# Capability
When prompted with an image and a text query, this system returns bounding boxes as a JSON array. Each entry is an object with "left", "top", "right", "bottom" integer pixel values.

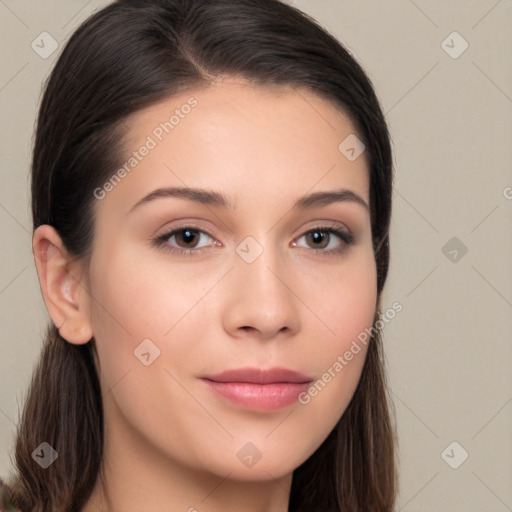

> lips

[
  {"left": 201, "top": 367, "right": 313, "bottom": 384},
  {"left": 200, "top": 367, "right": 314, "bottom": 412}
]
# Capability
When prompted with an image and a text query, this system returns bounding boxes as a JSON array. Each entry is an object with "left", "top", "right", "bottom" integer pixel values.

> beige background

[{"left": 1, "top": 1, "right": 511, "bottom": 510}]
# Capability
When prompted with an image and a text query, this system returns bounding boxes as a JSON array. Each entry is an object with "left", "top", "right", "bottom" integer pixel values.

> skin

[{"left": 33, "top": 78, "right": 377, "bottom": 512}]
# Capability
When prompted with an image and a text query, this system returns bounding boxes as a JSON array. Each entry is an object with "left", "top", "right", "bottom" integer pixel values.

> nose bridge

[
  {"left": 222, "top": 233, "right": 300, "bottom": 337},
  {"left": 239, "top": 236, "right": 281, "bottom": 293}
]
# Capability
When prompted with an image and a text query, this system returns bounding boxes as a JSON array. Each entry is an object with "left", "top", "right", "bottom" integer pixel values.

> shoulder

[{"left": 0, "top": 478, "right": 22, "bottom": 512}]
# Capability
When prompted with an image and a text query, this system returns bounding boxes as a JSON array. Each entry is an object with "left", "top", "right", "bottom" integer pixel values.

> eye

[
  {"left": 292, "top": 226, "right": 354, "bottom": 254},
  {"left": 153, "top": 226, "right": 216, "bottom": 255}
]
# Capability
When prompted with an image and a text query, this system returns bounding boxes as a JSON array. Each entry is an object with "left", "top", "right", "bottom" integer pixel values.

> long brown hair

[{"left": 7, "top": 0, "right": 397, "bottom": 510}]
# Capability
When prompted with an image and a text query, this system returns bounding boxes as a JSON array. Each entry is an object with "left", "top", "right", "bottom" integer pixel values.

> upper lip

[{"left": 201, "top": 367, "right": 313, "bottom": 384}]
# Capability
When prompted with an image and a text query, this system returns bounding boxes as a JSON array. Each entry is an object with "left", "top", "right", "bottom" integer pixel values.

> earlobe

[{"left": 32, "top": 225, "right": 93, "bottom": 345}]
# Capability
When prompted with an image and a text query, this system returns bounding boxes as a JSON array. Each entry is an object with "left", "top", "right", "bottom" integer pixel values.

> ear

[{"left": 32, "top": 225, "right": 93, "bottom": 345}]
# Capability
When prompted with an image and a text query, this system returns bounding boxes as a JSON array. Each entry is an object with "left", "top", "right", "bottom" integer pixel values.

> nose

[{"left": 221, "top": 241, "right": 301, "bottom": 340}]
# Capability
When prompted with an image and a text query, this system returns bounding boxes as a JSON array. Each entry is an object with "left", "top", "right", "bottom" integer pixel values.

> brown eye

[
  {"left": 292, "top": 226, "right": 355, "bottom": 255},
  {"left": 174, "top": 228, "right": 201, "bottom": 248},
  {"left": 304, "top": 229, "right": 330, "bottom": 249},
  {"left": 153, "top": 226, "right": 216, "bottom": 254}
]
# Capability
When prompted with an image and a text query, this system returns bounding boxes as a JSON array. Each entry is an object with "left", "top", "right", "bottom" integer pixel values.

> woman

[{"left": 2, "top": 0, "right": 397, "bottom": 510}]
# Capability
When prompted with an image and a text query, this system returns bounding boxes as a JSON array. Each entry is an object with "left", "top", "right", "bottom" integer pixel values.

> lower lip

[{"left": 202, "top": 379, "right": 311, "bottom": 411}]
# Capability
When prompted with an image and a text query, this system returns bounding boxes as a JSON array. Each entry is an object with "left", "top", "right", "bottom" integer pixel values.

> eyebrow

[{"left": 128, "top": 186, "right": 369, "bottom": 213}]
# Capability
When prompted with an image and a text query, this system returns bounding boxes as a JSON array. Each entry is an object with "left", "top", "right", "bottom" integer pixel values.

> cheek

[
  {"left": 294, "top": 251, "right": 377, "bottom": 437},
  {"left": 309, "top": 248, "right": 378, "bottom": 351},
  {"left": 86, "top": 243, "right": 225, "bottom": 387},
  {"left": 330, "top": 265, "right": 377, "bottom": 347}
]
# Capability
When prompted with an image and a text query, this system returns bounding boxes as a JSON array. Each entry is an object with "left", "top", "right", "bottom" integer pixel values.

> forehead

[
  {"left": 125, "top": 78, "right": 362, "bottom": 146},
  {"left": 99, "top": 79, "right": 370, "bottom": 215}
]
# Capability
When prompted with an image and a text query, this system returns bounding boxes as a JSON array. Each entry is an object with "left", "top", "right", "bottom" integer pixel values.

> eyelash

[{"left": 152, "top": 223, "right": 355, "bottom": 257}]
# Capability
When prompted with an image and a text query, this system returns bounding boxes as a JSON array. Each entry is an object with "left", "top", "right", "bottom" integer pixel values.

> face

[{"left": 84, "top": 79, "right": 377, "bottom": 481}]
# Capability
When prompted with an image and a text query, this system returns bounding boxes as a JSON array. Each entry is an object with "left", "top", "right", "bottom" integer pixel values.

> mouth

[{"left": 200, "top": 367, "right": 314, "bottom": 412}]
